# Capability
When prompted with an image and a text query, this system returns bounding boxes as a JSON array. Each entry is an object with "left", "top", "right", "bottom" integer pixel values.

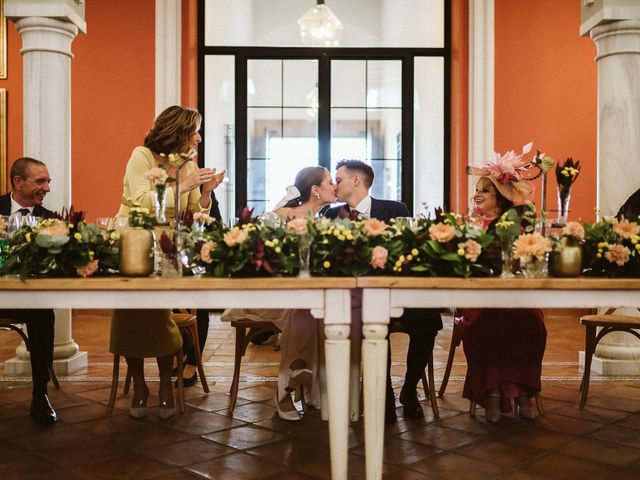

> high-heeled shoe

[
  {"left": 175, "top": 372, "right": 198, "bottom": 388},
  {"left": 484, "top": 392, "right": 501, "bottom": 424},
  {"left": 516, "top": 395, "right": 535, "bottom": 420},
  {"left": 158, "top": 381, "right": 176, "bottom": 420},
  {"left": 288, "top": 368, "right": 313, "bottom": 391},
  {"left": 129, "top": 385, "right": 149, "bottom": 419},
  {"left": 274, "top": 392, "right": 300, "bottom": 421}
]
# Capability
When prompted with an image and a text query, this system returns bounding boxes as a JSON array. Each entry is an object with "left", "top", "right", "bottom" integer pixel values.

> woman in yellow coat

[{"left": 110, "top": 106, "right": 224, "bottom": 419}]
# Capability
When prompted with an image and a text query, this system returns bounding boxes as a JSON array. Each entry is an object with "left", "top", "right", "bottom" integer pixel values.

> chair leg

[
  {"left": 176, "top": 351, "right": 185, "bottom": 413},
  {"left": 438, "top": 320, "right": 462, "bottom": 397},
  {"left": 426, "top": 354, "right": 439, "bottom": 418},
  {"left": 579, "top": 325, "right": 597, "bottom": 409},
  {"left": 107, "top": 355, "right": 120, "bottom": 414},
  {"left": 123, "top": 367, "right": 132, "bottom": 395},
  {"left": 228, "top": 327, "right": 247, "bottom": 415},
  {"left": 189, "top": 323, "right": 209, "bottom": 393}
]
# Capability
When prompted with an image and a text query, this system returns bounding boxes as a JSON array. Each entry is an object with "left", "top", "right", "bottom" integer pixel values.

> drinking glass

[{"left": 96, "top": 217, "right": 112, "bottom": 230}]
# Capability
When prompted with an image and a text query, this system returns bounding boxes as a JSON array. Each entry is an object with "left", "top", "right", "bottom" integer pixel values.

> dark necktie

[
  {"left": 348, "top": 208, "right": 360, "bottom": 221},
  {"left": 18, "top": 208, "right": 31, "bottom": 216}
]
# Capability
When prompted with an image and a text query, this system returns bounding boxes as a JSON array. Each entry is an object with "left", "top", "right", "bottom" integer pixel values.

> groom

[
  {"left": 0, "top": 157, "right": 58, "bottom": 424},
  {"left": 325, "top": 160, "right": 442, "bottom": 421}
]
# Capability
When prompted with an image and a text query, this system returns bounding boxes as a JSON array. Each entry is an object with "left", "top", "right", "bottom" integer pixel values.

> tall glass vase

[
  {"left": 154, "top": 187, "right": 168, "bottom": 225},
  {"left": 500, "top": 247, "right": 514, "bottom": 279},
  {"left": 557, "top": 188, "right": 571, "bottom": 225},
  {"left": 297, "top": 233, "right": 311, "bottom": 278}
]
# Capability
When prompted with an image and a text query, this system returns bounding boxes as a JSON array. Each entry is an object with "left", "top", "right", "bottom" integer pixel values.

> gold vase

[
  {"left": 550, "top": 238, "right": 583, "bottom": 277},
  {"left": 119, "top": 227, "right": 155, "bottom": 276}
]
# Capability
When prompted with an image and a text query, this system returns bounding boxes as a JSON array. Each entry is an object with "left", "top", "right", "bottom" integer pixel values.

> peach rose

[
  {"left": 363, "top": 218, "right": 386, "bottom": 236},
  {"left": 200, "top": 240, "right": 217, "bottom": 263},
  {"left": 76, "top": 259, "right": 99, "bottom": 278},
  {"left": 513, "top": 232, "right": 552, "bottom": 262},
  {"left": 193, "top": 212, "right": 215, "bottom": 225},
  {"left": 36, "top": 219, "right": 69, "bottom": 237},
  {"left": 457, "top": 239, "right": 482, "bottom": 262},
  {"left": 370, "top": 246, "right": 388, "bottom": 269},
  {"left": 613, "top": 219, "right": 640, "bottom": 239},
  {"left": 287, "top": 217, "right": 308, "bottom": 235},
  {"left": 428, "top": 222, "right": 455, "bottom": 243},
  {"left": 604, "top": 244, "right": 631, "bottom": 266},
  {"left": 144, "top": 167, "right": 169, "bottom": 185},
  {"left": 223, "top": 227, "right": 248, "bottom": 247},
  {"left": 562, "top": 221, "right": 585, "bottom": 240}
]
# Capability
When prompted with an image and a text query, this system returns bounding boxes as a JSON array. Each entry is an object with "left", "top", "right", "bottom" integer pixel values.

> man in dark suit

[
  {"left": 0, "top": 157, "right": 58, "bottom": 424},
  {"left": 325, "top": 160, "right": 442, "bottom": 421}
]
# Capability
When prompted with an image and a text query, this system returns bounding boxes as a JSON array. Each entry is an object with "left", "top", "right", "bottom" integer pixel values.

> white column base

[
  {"left": 579, "top": 351, "right": 640, "bottom": 376},
  {"left": 4, "top": 351, "right": 87, "bottom": 377}
]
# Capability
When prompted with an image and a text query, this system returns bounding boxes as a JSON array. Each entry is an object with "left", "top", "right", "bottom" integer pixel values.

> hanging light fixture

[{"left": 297, "top": 0, "right": 344, "bottom": 47}]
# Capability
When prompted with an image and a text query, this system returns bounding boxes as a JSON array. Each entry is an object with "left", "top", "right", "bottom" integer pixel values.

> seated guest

[
  {"left": 461, "top": 165, "right": 547, "bottom": 423},
  {"left": 325, "top": 160, "right": 442, "bottom": 421},
  {"left": 110, "top": 106, "right": 224, "bottom": 419},
  {"left": 0, "top": 157, "right": 58, "bottom": 424},
  {"left": 222, "top": 166, "right": 337, "bottom": 421},
  {"left": 617, "top": 187, "right": 640, "bottom": 220}
]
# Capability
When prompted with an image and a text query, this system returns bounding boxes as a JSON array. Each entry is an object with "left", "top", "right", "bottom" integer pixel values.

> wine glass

[{"left": 96, "top": 217, "right": 113, "bottom": 230}]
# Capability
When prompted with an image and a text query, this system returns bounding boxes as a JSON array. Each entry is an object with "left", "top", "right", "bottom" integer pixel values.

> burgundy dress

[{"left": 459, "top": 308, "right": 546, "bottom": 413}]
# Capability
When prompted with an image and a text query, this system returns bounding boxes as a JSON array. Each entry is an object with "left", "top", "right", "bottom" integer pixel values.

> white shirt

[
  {"left": 353, "top": 195, "right": 372, "bottom": 219},
  {"left": 10, "top": 193, "right": 33, "bottom": 215}
]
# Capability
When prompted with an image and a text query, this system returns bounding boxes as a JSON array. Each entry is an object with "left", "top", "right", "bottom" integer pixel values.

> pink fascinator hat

[{"left": 466, "top": 142, "right": 535, "bottom": 204}]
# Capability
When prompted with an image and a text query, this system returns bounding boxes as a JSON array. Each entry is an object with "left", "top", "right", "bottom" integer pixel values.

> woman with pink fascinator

[{"left": 459, "top": 143, "right": 548, "bottom": 423}]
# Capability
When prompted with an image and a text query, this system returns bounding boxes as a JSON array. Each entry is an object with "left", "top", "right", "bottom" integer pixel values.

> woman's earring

[{"left": 315, "top": 192, "right": 320, "bottom": 199}]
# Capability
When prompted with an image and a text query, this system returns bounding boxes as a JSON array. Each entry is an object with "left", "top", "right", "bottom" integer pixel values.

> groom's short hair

[{"left": 336, "top": 160, "right": 374, "bottom": 189}]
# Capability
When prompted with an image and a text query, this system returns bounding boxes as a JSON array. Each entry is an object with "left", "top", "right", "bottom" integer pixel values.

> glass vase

[
  {"left": 159, "top": 230, "right": 183, "bottom": 278},
  {"left": 557, "top": 188, "right": 571, "bottom": 225},
  {"left": 500, "top": 248, "right": 514, "bottom": 279},
  {"left": 298, "top": 233, "right": 311, "bottom": 278},
  {"left": 520, "top": 254, "right": 549, "bottom": 279},
  {"left": 154, "top": 187, "right": 168, "bottom": 225}
]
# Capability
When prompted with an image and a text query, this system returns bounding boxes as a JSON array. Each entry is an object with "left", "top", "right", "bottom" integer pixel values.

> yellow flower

[
  {"left": 597, "top": 253, "right": 602, "bottom": 258},
  {"left": 323, "top": 260, "right": 331, "bottom": 269},
  {"left": 345, "top": 233, "right": 353, "bottom": 241},
  {"left": 272, "top": 238, "right": 279, "bottom": 245},
  {"left": 322, "top": 239, "right": 329, "bottom": 244},
  {"left": 407, "top": 254, "right": 413, "bottom": 261},
  {"left": 457, "top": 248, "right": 465, "bottom": 256},
  {"left": 411, "top": 248, "right": 419, "bottom": 256},
  {"left": 399, "top": 255, "right": 405, "bottom": 262},
  {"left": 265, "top": 240, "right": 274, "bottom": 248},
  {"left": 110, "top": 232, "right": 118, "bottom": 240},
  {"left": 275, "top": 247, "right": 282, "bottom": 253},
  {"left": 25, "top": 233, "right": 31, "bottom": 243},
  {"left": 337, "top": 224, "right": 346, "bottom": 231},
  {"left": 89, "top": 251, "right": 95, "bottom": 260},
  {"left": 337, "top": 235, "right": 345, "bottom": 241},
  {"left": 74, "top": 232, "right": 82, "bottom": 240}
]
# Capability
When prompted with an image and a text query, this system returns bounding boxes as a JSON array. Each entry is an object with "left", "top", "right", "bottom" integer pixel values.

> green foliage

[{"left": 582, "top": 216, "right": 640, "bottom": 277}]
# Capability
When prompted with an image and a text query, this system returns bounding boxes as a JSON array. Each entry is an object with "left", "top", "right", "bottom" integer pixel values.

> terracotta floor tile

[
  {"left": 9, "top": 423, "right": 97, "bottom": 451},
  {"left": 34, "top": 437, "right": 130, "bottom": 467},
  {"left": 228, "top": 401, "right": 279, "bottom": 423},
  {"left": 516, "top": 452, "right": 622, "bottom": 479},
  {"left": 185, "top": 452, "right": 287, "bottom": 479},
  {"left": 398, "top": 425, "right": 481, "bottom": 450},
  {"left": 145, "top": 437, "right": 235, "bottom": 466},
  {"left": 351, "top": 437, "right": 442, "bottom": 466},
  {"left": 558, "top": 436, "right": 640, "bottom": 467},
  {"left": 455, "top": 439, "right": 545, "bottom": 467},
  {"left": 203, "top": 424, "right": 287, "bottom": 450},
  {"left": 409, "top": 451, "right": 506, "bottom": 479},
  {"left": 72, "top": 453, "right": 179, "bottom": 480},
  {"left": 163, "top": 409, "right": 245, "bottom": 435}
]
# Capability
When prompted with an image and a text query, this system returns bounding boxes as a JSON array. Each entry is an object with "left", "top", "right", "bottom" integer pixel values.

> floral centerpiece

[
  {"left": 1, "top": 210, "right": 119, "bottom": 277},
  {"left": 555, "top": 158, "right": 581, "bottom": 224},
  {"left": 144, "top": 167, "right": 174, "bottom": 224},
  {"left": 582, "top": 216, "right": 640, "bottom": 277},
  {"left": 512, "top": 232, "right": 553, "bottom": 278}
]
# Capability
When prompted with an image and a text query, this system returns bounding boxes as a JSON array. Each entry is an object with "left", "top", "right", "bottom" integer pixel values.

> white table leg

[
  {"left": 350, "top": 289, "right": 363, "bottom": 422},
  {"left": 362, "top": 288, "right": 390, "bottom": 480},
  {"left": 317, "top": 289, "right": 351, "bottom": 480}
]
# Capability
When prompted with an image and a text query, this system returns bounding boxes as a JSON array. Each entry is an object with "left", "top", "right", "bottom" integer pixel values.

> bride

[{"left": 222, "top": 166, "right": 336, "bottom": 420}]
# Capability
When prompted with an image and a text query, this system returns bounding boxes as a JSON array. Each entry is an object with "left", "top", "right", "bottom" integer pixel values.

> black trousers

[
  {"left": 182, "top": 309, "right": 210, "bottom": 366},
  {"left": 386, "top": 308, "right": 442, "bottom": 405},
  {"left": 0, "top": 309, "right": 55, "bottom": 395}
]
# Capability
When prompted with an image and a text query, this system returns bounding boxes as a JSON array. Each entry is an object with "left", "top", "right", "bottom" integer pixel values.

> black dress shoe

[
  {"left": 30, "top": 394, "right": 58, "bottom": 424},
  {"left": 399, "top": 386, "right": 424, "bottom": 419},
  {"left": 175, "top": 372, "right": 198, "bottom": 388}
]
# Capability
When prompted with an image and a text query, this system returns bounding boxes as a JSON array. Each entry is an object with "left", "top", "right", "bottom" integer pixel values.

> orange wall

[
  {"left": 1, "top": 0, "right": 155, "bottom": 220},
  {"left": 494, "top": 0, "right": 597, "bottom": 222}
]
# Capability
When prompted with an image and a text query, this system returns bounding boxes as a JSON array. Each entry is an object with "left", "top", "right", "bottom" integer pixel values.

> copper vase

[
  {"left": 550, "top": 238, "right": 582, "bottom": 277},
  {"left": 119, "top": 227, "right": 155, "bottom": 276}
]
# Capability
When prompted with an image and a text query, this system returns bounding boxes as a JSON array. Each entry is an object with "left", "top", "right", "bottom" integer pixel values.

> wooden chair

[
  {"left": 228, "top": 319, "right": 281, "bottom": 415},
  {"left": 438, "top": 313, "right": 544, "bottom": 417},
  {"left": 579, "top": 308, "right": 640, "bottom": 409},
  {"left": 389, "top": 318, "right": 439, "bottom": 418},
  {"left": 0, "top": 318, "right": 60, "bottom": 389}
]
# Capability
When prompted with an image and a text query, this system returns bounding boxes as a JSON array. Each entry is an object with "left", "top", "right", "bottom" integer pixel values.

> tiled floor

[{"left": 2, "top": 310, "right": 640, "bottom": 479}]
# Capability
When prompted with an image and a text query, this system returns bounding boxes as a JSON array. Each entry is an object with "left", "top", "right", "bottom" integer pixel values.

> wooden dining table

[
  {"left": 356, "top": 276, "right": 640, "bottom": 480},
  {"left": 0, "top": 275, "right": 356, "bottom": 480}
]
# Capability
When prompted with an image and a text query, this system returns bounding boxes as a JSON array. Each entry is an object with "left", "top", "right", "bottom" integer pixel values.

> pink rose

[
  {"left": 613, "top": 219, "right": 640, "bottom": 239},
  {"left": 76, "top": 259, "right": 99, "bottom": 278},
  {"left": 513, "top": 233, "right": 552, "bottom": 261},
  {"left": 562, "top": 221, "right": 585, "bottom": 240},
  {"left": 223, "top": 227, "right": 248, "bottom": 247},
  {"left": 458, "top": 239, "right": 482, "bottom": 262},
  {"left": 370, "top": 246, "right": 388, "bottom": 269},
  {"left": 428, "top": 223, "right": 456, "bottom": 243},
  {"left": 286, "top": 217, "right": 308, "bottom": 234},
  {"left": 604, "top": 244, "right": 631, "bottom": 266},
  {"left": 363, "top": 218, "right": 386, "bottom": 236},
  {"left": 144, "top": 167, "right": 169, "bottom": 185},
  {"left": 200, "top": 240, "right": 217, "bottom": 264},
  {"left": 36, "top": 219, "right": 69, "bottom": 237}
]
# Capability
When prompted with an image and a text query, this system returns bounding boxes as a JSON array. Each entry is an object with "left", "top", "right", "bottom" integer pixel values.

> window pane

[
  {"left": 248, "top": 107, "right": 282, "bottom": 159},
  {"left": 367, "top": 61, "right": 402, "bottom": 108},
  {"left": 205, "top": 0, "right": 444, "bottom": 48},
  {"left": 371, "top": 159, "right": 401, "bottom": 201},
  {"left": 248, "top": 60, "right": 282, "bottom": 107},
  {"left": 283, "top": 60, "right": 318, "bottom": 107},
  {"left": 332, "top": 60, "right": 365, "bottom": 108},
  {"left": 331, "top": 108, "right": 367, "bottom": 169},
  {"left": 367, "top": 109, "right": 401, "bottom": 160},
  {"left": 204, "top": 55, "right": 235, "bottom": 223},
  {"left": 414, "top": 56, "right": 444, "bottom": 214}
]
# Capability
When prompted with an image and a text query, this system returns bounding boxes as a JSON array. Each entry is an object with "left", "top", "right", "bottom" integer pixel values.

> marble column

[
  {"left": 4, "top": 3, "right": 87, "bottom": 375},
  {"left": 580, "top": 11, "right": 640, "bottom": 375}
]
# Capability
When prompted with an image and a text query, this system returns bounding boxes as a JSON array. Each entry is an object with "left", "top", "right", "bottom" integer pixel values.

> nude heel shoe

[
  {"left": 516, "top": 395, "right": 535, "bottom": 420},
  {"left": 129, "top": 385, "right": 149, "bottom": 419},
  {"left": 274, "top": 392, "right": 301, "bottom": 421},
  {"left": 484, "top": 392, "right": 501, "bottom": 424}
]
